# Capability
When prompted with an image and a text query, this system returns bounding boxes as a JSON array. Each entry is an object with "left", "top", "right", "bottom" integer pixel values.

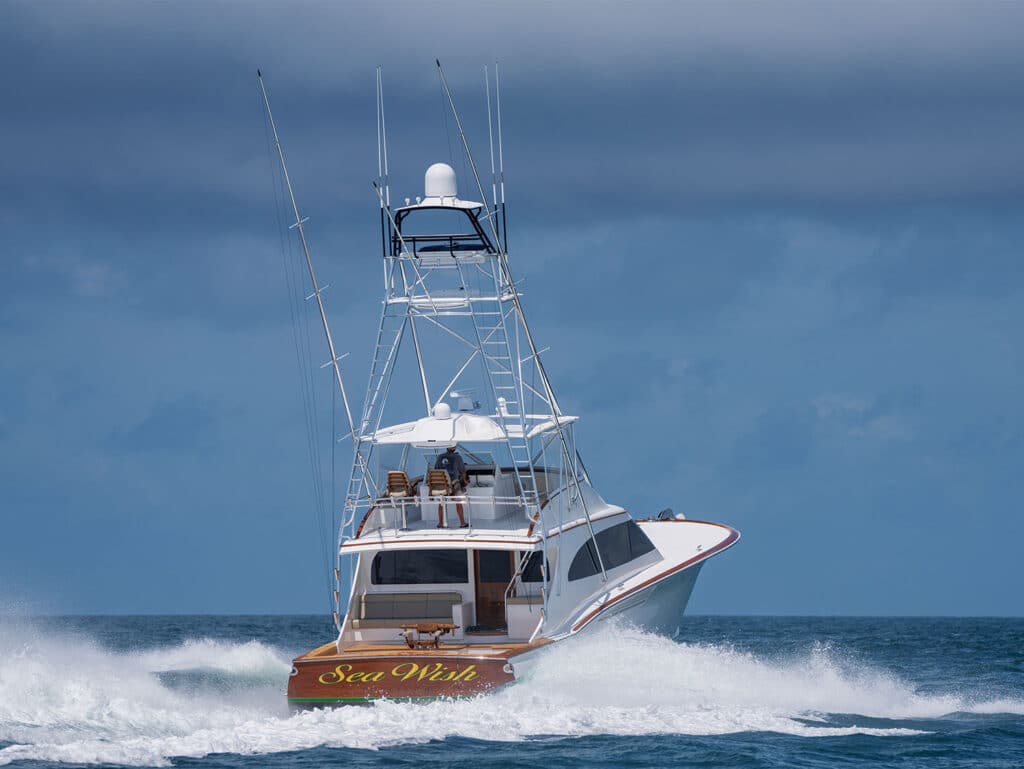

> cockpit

[
  {"left": 367, "top": 447, "right": 535, "bottom": 533},
  {"left": 352, "top": 399, "right": 579, "bottom": 537}
]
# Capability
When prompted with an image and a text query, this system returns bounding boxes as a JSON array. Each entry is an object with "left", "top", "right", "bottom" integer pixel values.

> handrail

[
  {"left": 352, "top": 495, "right": 534, "bottom": 537},
  {"left": 503, "top": 548, "right": 536, "bottom": 603},
  {"left": 353, "top": 505, "right": 378, "bottom": 539},
  {"left": 392, "top": 232, "right": 488, "bottom": 256}
]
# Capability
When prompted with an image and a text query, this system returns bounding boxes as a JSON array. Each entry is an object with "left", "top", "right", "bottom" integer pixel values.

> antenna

[
  {"left": 495, "top": 61, "right": 507, "bottom": 250},
  {"left": 485, "top": 65, "right": 498, "bottom": 212},
  {"left": 376, "top": 67, "right": 383, "bottom": 188},
  {"left": 380, "top": 69, "right": 391, "bottom": 208},
  {"left": 376, "top": 67, "right": 387, "bottom": 264},
  {"left": 376, "top": 67, "right": 394, "bottom": 263}
]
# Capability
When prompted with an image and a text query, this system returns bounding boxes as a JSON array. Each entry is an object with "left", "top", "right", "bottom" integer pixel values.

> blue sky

[{"left": 1, "top": 2, "right": 1022, "bottom": 615}]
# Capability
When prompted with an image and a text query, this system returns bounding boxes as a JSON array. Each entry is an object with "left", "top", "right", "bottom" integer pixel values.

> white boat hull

[
  {"left": 582, "top": 561, "right": 704, "bottom": 637},
  {"left": 504, "top": 560, "right": 707, "bottom": 683}
]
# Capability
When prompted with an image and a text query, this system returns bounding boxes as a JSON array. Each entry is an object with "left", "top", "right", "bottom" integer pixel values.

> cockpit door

[{"left": 473, "top": 550, "right": 513, "bottom": 631}]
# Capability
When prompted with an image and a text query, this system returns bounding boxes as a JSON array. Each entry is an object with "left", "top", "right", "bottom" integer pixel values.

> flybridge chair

[
  {"left": 428, "top": 469, "right": 468, "bottom": 528},
  {"left": 384, "top": 470, "right": 415, "bottom": 530},
  {"left": 386, "top": 470, "right": 413, "bottom": 497},
  {"left": 427, "top": 469, "right": 452, "bottom": 497}
]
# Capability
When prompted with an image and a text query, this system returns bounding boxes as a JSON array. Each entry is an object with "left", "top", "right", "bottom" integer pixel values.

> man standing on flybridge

[{"left": 435, "top": 445, "right": 469, "bottom": 528}]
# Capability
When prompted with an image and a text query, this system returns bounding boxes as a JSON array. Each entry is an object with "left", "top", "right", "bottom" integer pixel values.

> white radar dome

[
  {"left": 425, "top": 163, "right": 457, "bottom": 198},
  {"left": 432, "top": 402, "right": 453, "bottom": 419}
]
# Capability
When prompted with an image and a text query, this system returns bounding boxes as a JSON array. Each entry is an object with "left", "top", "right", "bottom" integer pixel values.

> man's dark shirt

[{"left": 435, "top": 450, "right": 466, "bottom": 487}]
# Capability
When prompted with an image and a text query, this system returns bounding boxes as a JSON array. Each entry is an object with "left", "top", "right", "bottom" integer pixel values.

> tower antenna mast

[
  {"left": 376, "top": 67, "right": 394, "bottom": 264},
  {"left": 485, "top": 65, "right": 499, "bottom": 221},
  {"left": 495, "top": 61, "right": 508, "bottom": 250}
]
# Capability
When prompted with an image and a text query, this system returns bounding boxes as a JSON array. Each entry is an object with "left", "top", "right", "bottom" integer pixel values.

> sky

[{"left": 1, "top": 1, "right": 1022, "bottom": 616}]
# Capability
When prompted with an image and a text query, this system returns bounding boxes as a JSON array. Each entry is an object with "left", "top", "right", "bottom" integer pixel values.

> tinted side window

[
  {"left": 371, "top": 550, "right": 468, "bottom": 584},
  {"left": 626, "top": 520, "right": 656, "bottom": 558},
  {"left": 568, "top": 539, "right": 599, "bottom": 581},
  {"left": 568, "top": 521, "right": 658, "bottom": 581},
  {"left": 600, "top": 521, "right": 632, "bottom": 568},
  {"left": 521, "top": 551, "right": 550, "bottom": 583}
]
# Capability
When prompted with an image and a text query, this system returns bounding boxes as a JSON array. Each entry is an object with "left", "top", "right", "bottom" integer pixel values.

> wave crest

[{"left": 0, "top": 620, "right": 1019, "bottom": 767}]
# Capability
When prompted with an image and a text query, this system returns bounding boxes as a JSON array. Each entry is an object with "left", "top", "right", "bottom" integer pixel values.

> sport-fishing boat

[{"left": 258, "top": 65, "right": 739, "bottom": 707}]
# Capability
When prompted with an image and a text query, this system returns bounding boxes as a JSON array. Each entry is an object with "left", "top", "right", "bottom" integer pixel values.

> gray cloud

[
  {"left": 832, "top": 210, "right": 1024, "bottom": 314},
  {"left": 4, "top": 0, "right": 1023, "bottom": 337},
  {"left": 106, "top": 393, "right": 221, "bottom": 453},
  {"left": 4, "top": 1, "right": 1024, "bottom": 224},
  {"left": 3, "top": 1, "right": 1024, "bottom": 613}
]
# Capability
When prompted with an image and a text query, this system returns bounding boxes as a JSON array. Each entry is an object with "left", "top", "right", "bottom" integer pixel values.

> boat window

[
  {"left": 568, "top": 520, "right": 656, "bottom": 581},
  {"left": 520, "top": 551, "right": 550, "bottom": 583},
  {"left": 371, "top": 549, "right": 469, "bottom": 585},
  {"left": 394, "top": 208, "right": 492, "bottom": 254},
  {"left": 477, "top": 550, "right": 513, "bottom": 582},
  {"left": 626, "top": 520, "right": 657, "bottom": 559}
]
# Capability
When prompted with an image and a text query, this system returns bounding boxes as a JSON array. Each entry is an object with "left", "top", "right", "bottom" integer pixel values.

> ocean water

[{"left": 0, "top": 616, "right": 1021, "bottom": 768}]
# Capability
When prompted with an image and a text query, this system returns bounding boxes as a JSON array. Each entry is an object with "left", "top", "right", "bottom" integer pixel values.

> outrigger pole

[
  {"left": 258, "top": 71, "right": 358, "bottom": 443},
  {"left": 435, "top": 60, "right": 608, "bottom": 582},
  {"left": 260, "top": 70, "right": 383, "bottom": 631}
]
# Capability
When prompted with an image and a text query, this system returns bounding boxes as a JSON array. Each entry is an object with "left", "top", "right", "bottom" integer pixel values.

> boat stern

[{"left": 287, "top": 643, "right": 517, "bottom": 706}]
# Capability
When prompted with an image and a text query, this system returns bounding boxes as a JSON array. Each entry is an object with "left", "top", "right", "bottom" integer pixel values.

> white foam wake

[{"left": 0, "top": 621, "right": 1020, "bottom": 767}]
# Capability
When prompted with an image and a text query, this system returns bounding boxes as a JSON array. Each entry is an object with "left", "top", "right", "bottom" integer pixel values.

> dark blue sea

[{"left": 1, "top": 616, "right": 1021, "bottom": 768}]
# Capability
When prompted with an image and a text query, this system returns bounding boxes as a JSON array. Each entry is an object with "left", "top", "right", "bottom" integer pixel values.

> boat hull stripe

[{"left": 571, "top": 523, "right": 740, "bottom": 632}]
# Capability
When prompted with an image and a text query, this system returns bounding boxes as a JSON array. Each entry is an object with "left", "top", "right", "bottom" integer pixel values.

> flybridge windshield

[
  {"left": 376, "top": 447, "right": 496, "bottom": 481},
  {"left": 393, "top": 206, "right": 494, "bottom": 255}
]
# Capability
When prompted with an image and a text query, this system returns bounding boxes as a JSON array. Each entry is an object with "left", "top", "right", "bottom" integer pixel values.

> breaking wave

[{"left": 0, "top": 620, "right": 1020, "bottom": 767}]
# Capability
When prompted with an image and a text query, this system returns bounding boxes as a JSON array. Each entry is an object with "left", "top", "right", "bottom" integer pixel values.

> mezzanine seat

[{"left": 350, "top": 591, "right": 463, "bottom": 629}]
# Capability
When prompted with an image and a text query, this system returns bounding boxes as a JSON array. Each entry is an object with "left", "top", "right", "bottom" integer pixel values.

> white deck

[
  {"left": 343, "top": 508, "right": 538, "bottom": 554},
  {"left": 344, "top": 478, "right": 628, "bottom": 554}
]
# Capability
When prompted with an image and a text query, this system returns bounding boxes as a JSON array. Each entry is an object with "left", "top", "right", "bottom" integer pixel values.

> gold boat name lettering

[{"left": 318, "top": 662, "right": 479, "bottom": 685}]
